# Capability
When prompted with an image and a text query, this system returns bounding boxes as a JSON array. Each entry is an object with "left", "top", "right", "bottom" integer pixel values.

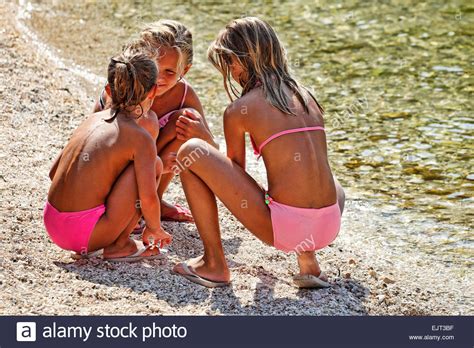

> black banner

[{"left": 1, "top": 316, "right": 472, "bottom": 347}]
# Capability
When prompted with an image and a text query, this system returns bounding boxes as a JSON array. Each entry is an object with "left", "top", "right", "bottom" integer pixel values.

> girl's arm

[
  {"left": 49, "top": 150, "right": 63, "bottom": 180},
  {"left": 133, "top": 130, "right": 161, "bottom": 231},
  {"left": 182, "top": 86, "right": 219, "bottom": 149},
  {"left": 224, "top": 106, "right": 246, "bottom": 170}
]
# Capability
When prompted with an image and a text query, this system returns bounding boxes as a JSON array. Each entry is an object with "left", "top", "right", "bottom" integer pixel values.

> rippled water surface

[{"left": 19, "top": 0, "right": 473, "bottom": 267}]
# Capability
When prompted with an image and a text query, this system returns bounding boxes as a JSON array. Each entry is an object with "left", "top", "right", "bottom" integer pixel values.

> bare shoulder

[
  {"left": 71, "top": 111, "right": 105, "bottom": 134},
  {"left": 183, "top": 81, "right": 198, "bottom": 98},
  {"left": 118, "top": 117, "right": 155, "bottom": 149},
  {"left": 224, "top": 98, "right": 246, "bottom": 122},
  {"left": 224, "top": 89, "right": 263, "bottom": 127},
  {"left": 182, "top": 82, "right": 203, "bottom": 110},
  {"left": 139, "top": 109, "right": 159, "bottom": 134},
  {"left": 224, "top": 88, "right": 259, "bottom": 115},
  {"left": 147, "top": 109, "right": 159, "bottom": 121},
  {"left": 234, "top": 88, "right": 265, "bottom": 112}
]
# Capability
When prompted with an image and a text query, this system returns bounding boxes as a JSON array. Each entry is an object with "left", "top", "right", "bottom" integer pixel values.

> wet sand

[{"left": 0, "top": 2, "right": 472, "bottom": 315}]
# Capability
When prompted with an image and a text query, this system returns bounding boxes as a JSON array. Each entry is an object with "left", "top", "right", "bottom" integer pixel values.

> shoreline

[{"left": 1, "top": 2, "right": 472, "bottom": 315}]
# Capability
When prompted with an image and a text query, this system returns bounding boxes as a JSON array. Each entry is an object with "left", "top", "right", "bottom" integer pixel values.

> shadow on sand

[{"left": 55, "top": 223, "right": 369, "bottom": 315}]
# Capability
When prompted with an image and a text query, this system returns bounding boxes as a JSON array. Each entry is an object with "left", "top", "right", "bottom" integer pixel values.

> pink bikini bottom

[
  {"left": 43, "top": 201, "right": 105, "bottom": 254},
  {"left": 265, "top": 193, "right": 341, "bottom": 253}
]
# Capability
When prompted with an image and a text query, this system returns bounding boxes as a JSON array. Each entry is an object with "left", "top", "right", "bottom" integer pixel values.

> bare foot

[
  {"left": 161, "top": 200, "right": 194, "bottom": 223},
  {"left": 173, "top": 255, "right": 230, "bottom": 283},
  {"left": 297, "top": 251, "right": 326, "bottom": 280},
  {"left": 103, "top": 239, "right": 159, "bottom": 259}
]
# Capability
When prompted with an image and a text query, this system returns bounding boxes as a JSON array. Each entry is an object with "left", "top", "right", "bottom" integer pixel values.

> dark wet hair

[{"left": 107, "top": 48, "right": 158, "bottom": 117}]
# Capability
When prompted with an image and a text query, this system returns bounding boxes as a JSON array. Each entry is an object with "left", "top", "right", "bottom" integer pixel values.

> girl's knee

[
  {"left": 177, "top": 138, "right": 208, "bottom": 161},
  {"left": 168, "top": 109, "right": 184, "bottom": 123}
]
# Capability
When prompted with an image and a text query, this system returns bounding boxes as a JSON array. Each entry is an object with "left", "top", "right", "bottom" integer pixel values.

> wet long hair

[
  {"left": 207, "top": 17, "right": 323, "bottom": 115},
  {"left": 107, "top": 46, "right": 158, "bottom": 118}
]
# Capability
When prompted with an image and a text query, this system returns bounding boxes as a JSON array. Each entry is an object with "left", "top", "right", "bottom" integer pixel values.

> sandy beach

[{"left": 1, "top": 2, "right": 472, "bottom": 316}]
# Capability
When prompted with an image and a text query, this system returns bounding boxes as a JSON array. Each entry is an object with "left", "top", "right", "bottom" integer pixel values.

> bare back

[
  {"left": 48, "top": 110, "right": 152, "bottom": 212},
  {"left": 237, "top": 87, "right": 336, "bottom": 208}
]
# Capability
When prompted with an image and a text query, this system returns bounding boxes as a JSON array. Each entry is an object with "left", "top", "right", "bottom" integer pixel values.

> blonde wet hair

[
  {"left": 140, "top": 19, "right": 193, "bottom": 70},
  {"left": 208, "top": 16, "right": 323, "bottom": 115}
]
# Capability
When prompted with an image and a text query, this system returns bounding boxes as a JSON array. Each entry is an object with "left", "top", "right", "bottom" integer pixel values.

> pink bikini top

[
  {"left": 158, "top": 80, "right": 189, "bottom": 127},
  {"left": 250, "top": 126, "right": 325, "bottom": 159}
]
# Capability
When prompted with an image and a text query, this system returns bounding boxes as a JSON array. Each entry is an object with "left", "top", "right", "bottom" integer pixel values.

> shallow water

[{"left": 17, "top": 0, "right": 473, "bottom": 267}]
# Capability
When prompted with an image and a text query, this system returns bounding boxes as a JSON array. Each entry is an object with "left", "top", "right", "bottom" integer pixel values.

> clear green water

[{"left": 21, "top": 0, "right": 473, "bottom": 266}]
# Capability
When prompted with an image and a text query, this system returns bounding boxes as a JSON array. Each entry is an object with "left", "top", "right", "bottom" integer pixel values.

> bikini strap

[
  {"left": 179, "top": 79, "right": 188, "bottom": 109},
  {"left": 257, "top": 126, "right": 325, "bottom": 155}
]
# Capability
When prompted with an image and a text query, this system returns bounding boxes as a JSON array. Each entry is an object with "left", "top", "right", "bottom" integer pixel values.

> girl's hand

[
  {"left": 142, "top": 226, "right": 172, "bottom": 249},
  {"left": 175, "top": 109, "right": 212, "bottom": 142},
  {"left": 161, "top": 152, "right": 177, "bottom": 174}
]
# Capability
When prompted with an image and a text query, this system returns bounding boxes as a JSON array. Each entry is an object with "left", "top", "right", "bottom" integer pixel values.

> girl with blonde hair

[
  {"left": 94, "top": 19, "right": 218, "bottom": 224},
  {"left": 173, "top": 17, "right": 345, "bottom": 288}
]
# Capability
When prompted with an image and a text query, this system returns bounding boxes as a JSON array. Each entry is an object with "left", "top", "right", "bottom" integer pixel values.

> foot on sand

[
  {"left": 161, "top": 201, "right": 194, "bottom": 223},
  {"left": 293, "top": 271, "right": 330, "bottom": 289},
  {"left": 172, "top": 256, "right": 230, "bottom": 288},
  {"left": 103, "top": 239, "right": 164, "bottom": 262}
]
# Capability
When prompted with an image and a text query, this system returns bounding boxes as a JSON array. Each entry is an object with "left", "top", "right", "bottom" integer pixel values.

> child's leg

[
  {"left": 101, "top": 211, "right": 143, "bottom": 259},
  {"left": 157, "top": 139, "right": 194, "bottom": 222},
  {"left": 172, "top": 139, "right": 273, "bottom": 282},
  {"left": 156, "top": 110, "right": 184, "bottom": 154},
  {"left": 156, "top": 121, "right": 178, "bottom": 155},
  {"left": 157, "top": 138, "right": 184, "bottom": 199},
  {"left": 156, "top": 112, "right": 193, "bottom": 221},
  {"left": 175, "top": 164, "right": 229, "bottom": 282},
  {"left": 87, "top": 157, "right": 163, "bottom": 257},
  {"left": 296, "top": 178, "right": 345, "bottom": 278},
  {"left": 296, "top": 251, "right": 326, "bottom": 279}
]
